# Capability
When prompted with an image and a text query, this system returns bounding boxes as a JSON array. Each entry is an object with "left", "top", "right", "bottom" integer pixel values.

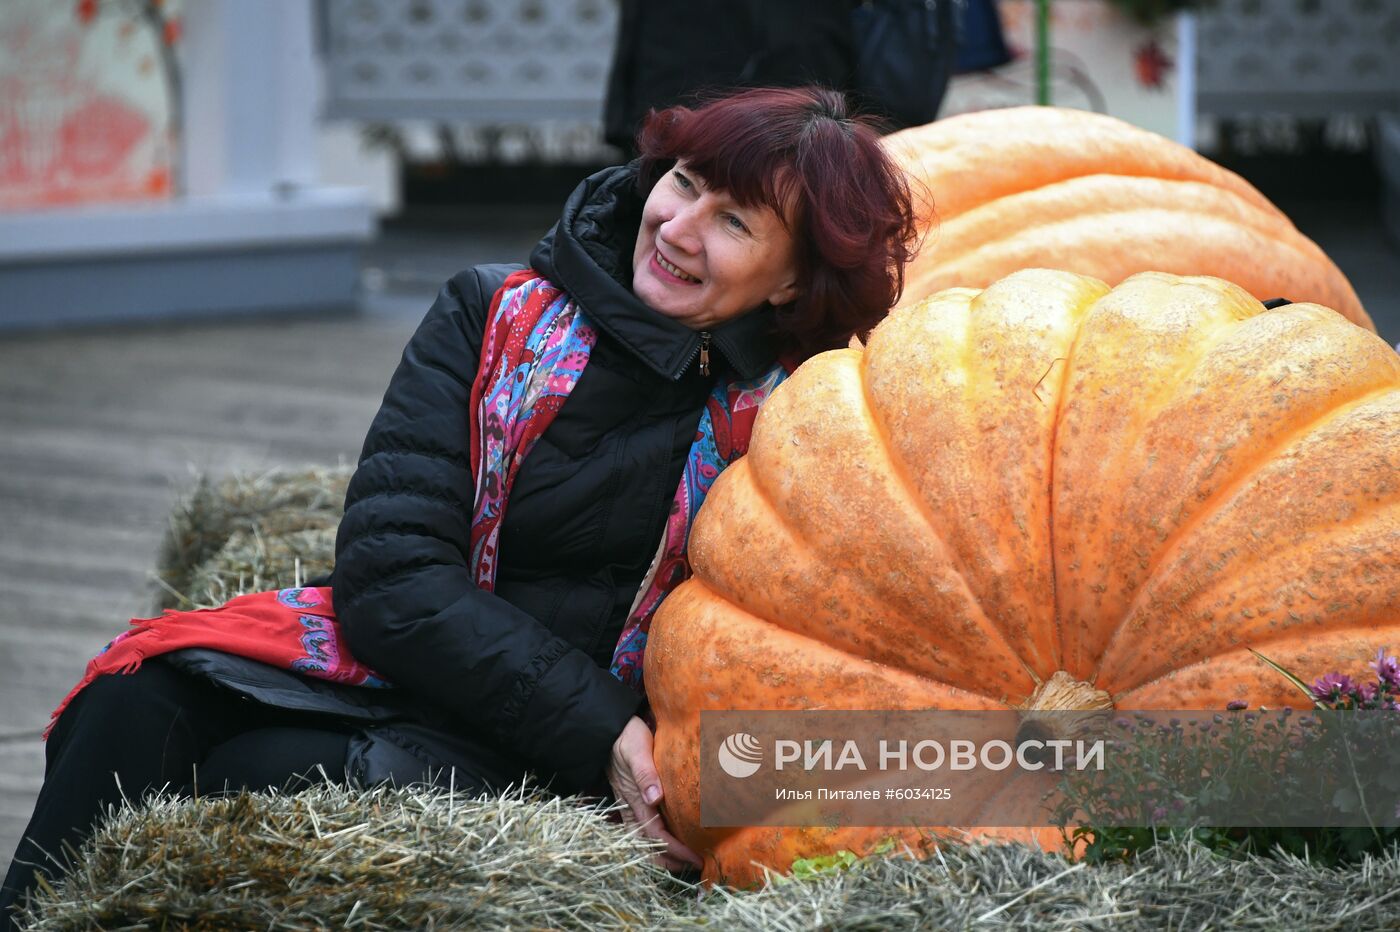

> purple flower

[
  {"left": 1371, "top": 649, "right": 1400, "bottom": 690},
  {"left": 1150, "top": 806, "right": 1168, "bottom": 821},
  {"left": 1311, "top": 672, "right": 1356, "bottom": 702},
  {"left": 1226, "top": 700, "right": 1248, "bottom": 711},
  {"left": 1356, "top": 682, "right": 1379, "bottom": 706}
]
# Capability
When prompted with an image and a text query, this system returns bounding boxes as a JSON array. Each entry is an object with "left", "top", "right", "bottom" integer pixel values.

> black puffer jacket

[{"left": 170, "top": 163, "right": 782, "bottom": 797}]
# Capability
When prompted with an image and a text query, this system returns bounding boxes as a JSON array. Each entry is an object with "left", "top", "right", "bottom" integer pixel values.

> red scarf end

[{"left": 43, "top": 621, "right": 158, "bottom": 741}]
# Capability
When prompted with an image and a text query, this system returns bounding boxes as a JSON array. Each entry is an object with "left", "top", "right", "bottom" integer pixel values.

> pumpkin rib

[
  {"left": 1107, "top": 505, "right": 1399, "bottom": 696},
  {"left": 667, "top": 578, "right": 1012, "bottom": 707},
  {"left": 913, "top": 212, "right": 1370, "bottom": 331},
  {"left": 890, "top": 136, "right": 1279, "bottom": 224},
  {"left": 853, "top": 338, "right": 1033, "bottom": 681},
  {"left": 1121, "top": 290, "right": 1244, "bottom": 418},
  {"left": 729, "top": 353, "right": 1036, "bottom": 693},
  {"left": 886, "top": 107, "right": 1279, "bottom": 208},
  {"left": 1049, "top": 280, "right": 1247, "bottom": 647},
  {"left": 1051, "top": 276, "right": 1268, "bottom": 673},
  {"left": 695, "top": 457, "right": 818, "bottom": 630},
  {"left": 1091, "top": 381, "right": 1400, "bottom": 686},
  {"left": 1097, "top": 416, "right": 1399, "bottom": 695},
  {"left": 696, "top": 459, "right": 1003, "bottom": 689},
  {"left": 922, "top": 200, "right": 1304, "bottom": 280},
  {"left": 905, "top": 165, "right": 1274, "bottom": 228},
  {"left": 866, "top": 280, "right": 1097, "bottom": 684},
  {"left": 937, "top": 210, "right": 1343, "bottom": 295},
  {"left": 1114, "top": 618, "right": 1400, "bottom": 708},
  {"left": 925, "top": 177, "right": 1297, "bottom": 260},
  {"left": 1044, "top": 277, "right": 1103, "bottom": 680}
]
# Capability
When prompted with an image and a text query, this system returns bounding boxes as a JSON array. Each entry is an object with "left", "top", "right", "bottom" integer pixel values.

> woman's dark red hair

[{"left": 636, "top": 86, "right": 919, "bottom": 359}]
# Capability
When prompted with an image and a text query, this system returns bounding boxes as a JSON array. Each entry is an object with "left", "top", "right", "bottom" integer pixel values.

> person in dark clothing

[
  {"left": 1, "top": 86, "right": 918, "bottom": 928},
  {"left": 603, "top": 0, "right": 857, "bottom": 156}
]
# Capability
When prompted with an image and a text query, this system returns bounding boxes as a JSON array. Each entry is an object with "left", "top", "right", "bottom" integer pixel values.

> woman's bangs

[{"left": 664, "top": 112, "right": 799, "bottom": 228}]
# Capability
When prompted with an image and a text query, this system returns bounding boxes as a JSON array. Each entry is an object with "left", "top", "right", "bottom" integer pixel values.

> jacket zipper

[{"left": 679, "top": 330, "right": 713, "bottom": 378}]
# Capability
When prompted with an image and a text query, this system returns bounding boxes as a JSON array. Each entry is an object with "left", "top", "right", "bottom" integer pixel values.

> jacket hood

[{"left": 529, "top": 163, "right": 780, "bottom": 381}]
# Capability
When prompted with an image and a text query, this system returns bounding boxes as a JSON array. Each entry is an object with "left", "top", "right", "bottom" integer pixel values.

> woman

[{"left": 1, "top": 85, "right": 917, "bottom": 923}]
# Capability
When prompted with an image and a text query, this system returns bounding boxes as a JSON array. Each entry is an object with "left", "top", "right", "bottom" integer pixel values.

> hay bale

[
  {"left": 182, "top": 527, "right": 340, "bottom": 608},
  {"left": 154, "top": 467, "right": 350, "bottom": 610},
  {"left": 17, "top": 787, "right": 1400, "bottom": 931},
  {"left": 14, "top": 785, "right": 685, "bottom": 931},
  {"left": 687, "top": 837, "right": 1400, "bottom": 930}
]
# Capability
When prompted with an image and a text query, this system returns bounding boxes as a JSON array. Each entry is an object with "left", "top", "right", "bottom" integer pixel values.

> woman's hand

[{"left": 606, "top": 715, "right": 703, "bottom": 873}]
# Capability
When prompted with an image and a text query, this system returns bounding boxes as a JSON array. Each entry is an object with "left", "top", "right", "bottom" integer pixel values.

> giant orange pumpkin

[
  {"left": 645, "top": 269, "right": 1400, "bottom": 887},
  {"left": 883, "top": 108, "right": 1373, "bottom": 332}
]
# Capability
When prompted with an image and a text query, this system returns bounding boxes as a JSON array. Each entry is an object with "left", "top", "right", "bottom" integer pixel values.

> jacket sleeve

[{"left": 331, "top": 268, "right": 643, "bottom": 794}]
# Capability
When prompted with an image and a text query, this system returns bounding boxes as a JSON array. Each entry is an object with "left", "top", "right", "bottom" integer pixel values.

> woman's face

[{"left": 631, "top": 162, "right": 800, "bottom": 331}]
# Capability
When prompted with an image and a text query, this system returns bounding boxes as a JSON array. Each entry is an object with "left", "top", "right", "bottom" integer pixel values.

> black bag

[
  {"left": 954, "top": 0, "right": 1012, "bottom": 74},
  {"left": 851, "top": 0, "right": 958, "bottom": 130}
]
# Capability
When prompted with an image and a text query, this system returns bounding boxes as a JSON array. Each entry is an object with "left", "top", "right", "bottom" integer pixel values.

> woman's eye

[
  {"left": 724, "top": 214, "right": 750, "bottom": 234},
  {"left": 673, "top": 171, "right": 692, "bottom": 189}
]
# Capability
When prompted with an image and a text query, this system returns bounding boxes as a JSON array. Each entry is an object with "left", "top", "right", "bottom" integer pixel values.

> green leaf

[
  {"left": 789, "top": 849, "right": 858, "bottom": 880},
  {"left": 1249, "top": 648, "right": 1319, "bottom": 705}
]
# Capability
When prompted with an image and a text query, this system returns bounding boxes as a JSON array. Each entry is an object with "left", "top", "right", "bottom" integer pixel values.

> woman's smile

[{"left": 649, "top": 249, "right": 701, "bottom": 285}]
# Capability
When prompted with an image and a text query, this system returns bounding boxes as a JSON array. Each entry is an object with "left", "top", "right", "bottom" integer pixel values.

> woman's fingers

[
  {"left": 615, "top": 783, "right": 703, "bottom": 869},
  {"left": 659, "top": 852, "right": 695, "bottom": 873},
  {"left": 633, "top": 807, "right": 703, "bottom": 868},
  {"left": 607, "top": 715, "right": 703, "bottom": 871},
  {"left": 619, "top": 716, "right": 664, "bottom": 805},
  {"left": 653, "top": 824, "right": 704, "bottom": 868}
]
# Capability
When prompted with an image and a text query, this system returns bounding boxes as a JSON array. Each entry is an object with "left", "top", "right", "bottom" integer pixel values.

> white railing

[
  {"left": 318, "top": 0, "right": 619, "bottom": 122},
  {"left": 1195, "top": 0, "right": 1400, "bottom": 119}
]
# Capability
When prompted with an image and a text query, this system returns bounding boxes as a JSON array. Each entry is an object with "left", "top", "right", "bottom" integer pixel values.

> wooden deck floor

[{"left": 1, "top": 197, "right": 1396, "bottom": 871}]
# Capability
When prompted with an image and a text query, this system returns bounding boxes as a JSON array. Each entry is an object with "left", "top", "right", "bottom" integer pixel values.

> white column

[{"left": 183, "top": 0, "right": 320, "bottom": 199}]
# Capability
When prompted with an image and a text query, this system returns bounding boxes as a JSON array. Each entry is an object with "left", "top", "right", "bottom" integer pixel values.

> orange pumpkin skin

[
  {"left": 883, "top": 108, "right": 1372, "bottom": 332},
  {"left": 644, "top": 269, "right": 1400, "bottom": 888}
]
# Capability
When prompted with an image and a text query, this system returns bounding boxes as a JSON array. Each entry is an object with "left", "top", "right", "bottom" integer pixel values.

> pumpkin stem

[
  {"left": 1019, "top": 671, "right": 1113, "bottom": 713},
  {"left": 1014, "top": 671, "right": 1113, "bottom": 756}
]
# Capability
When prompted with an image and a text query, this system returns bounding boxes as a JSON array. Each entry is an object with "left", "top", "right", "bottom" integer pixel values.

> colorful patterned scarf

[
  {"left": 46, "top": 271, "right": 787, "bottom": 735},
  {"left": 470, "top": 272, "right": 598, "bottom": 588},
  {"left": 609, "top": 366, "right": 784, "bottom": 689}
]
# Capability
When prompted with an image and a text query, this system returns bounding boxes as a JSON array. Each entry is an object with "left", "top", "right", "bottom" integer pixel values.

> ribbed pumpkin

[
  {"left": 645, "top": 269, "right": 1400, "bottom": 887},
  {"left": 884, "top": 108, "right": 1373, "bottom": 332}
]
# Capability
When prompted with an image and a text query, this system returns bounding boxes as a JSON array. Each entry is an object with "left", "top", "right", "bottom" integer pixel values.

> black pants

[{"left": 0, "top": 660, "right": 354, "bottom": 930}]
